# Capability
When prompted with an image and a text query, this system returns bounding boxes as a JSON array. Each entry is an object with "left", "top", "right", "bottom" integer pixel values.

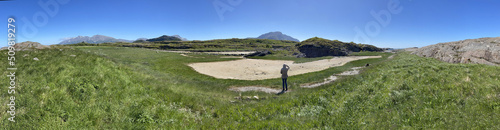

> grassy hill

[
  {"left": 296, "top": 37, "right": 383, "bottom": 57},
  {"left": 1, "top": 47, "right": 498, "bottom": 129}
]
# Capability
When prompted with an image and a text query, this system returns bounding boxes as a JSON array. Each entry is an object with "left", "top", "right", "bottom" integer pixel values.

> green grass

[{"left": 1, "top": 47, "right": 499, "bottom": 129}]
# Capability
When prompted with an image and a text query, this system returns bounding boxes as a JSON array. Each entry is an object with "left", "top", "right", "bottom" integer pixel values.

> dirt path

[
  {"left": 229, "top": 66, "right": 366, "bottom": 93},
  {"left": 189, "top": 56, "right": 381, "bottom": 80}
]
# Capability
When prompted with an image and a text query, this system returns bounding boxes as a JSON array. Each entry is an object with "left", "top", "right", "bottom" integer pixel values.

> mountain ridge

[{"left": 59, "top": 35, "right": 132, "bottom": 45}]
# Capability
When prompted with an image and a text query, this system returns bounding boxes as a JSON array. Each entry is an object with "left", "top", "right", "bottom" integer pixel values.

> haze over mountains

[
  {"left": 59, "top": 35, "right": 189, "bottom": 45},
  {"left": 58, "top": 35, "right": 133, "bottom": 45},
  {"left": 58, "top": 32, "right": 300, "bottom": 45}
]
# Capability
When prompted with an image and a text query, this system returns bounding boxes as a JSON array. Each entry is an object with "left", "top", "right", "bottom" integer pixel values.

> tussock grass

[{"left": 1, "top": 47, "right": 498, "bottom": 129}]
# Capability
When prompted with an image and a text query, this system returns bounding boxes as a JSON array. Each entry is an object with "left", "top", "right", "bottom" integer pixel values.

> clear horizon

[{"left": 2, "top": 0, "right": 499, "bottom": 48}]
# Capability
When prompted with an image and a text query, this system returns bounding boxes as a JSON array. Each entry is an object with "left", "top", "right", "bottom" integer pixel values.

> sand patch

[
  {"left": 188, "top": 56, "right": 381, "bottom": 80},
  {"left": 230, "top": 66, "right": 367, "bottom": 93},
  {"left": 388, "top": 55, "right": 395, "bottom": 59},
  {"left": 228, "top": 86, "right": 282, "bottom": 94},
  {"left": 301, "top": 75, "right": 338, "bottom": 88},
  {"left": 337, "top": 67, "right": 363, "bottom": 76},
  {"left": 301, "top": 67, "right": 364, "bottom": 88},
  {"left": 180, "top": 54, "right": 198, "bottom": 58}
]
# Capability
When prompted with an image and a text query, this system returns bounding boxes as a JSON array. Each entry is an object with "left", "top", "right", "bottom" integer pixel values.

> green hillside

[{"left": 1, "top": 47, "right": 498, "bottom": 129}]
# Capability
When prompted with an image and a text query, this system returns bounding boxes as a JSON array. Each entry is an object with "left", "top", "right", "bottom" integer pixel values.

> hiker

[{"left": 280, "top": 64, "right": 290, "bottom": 92}]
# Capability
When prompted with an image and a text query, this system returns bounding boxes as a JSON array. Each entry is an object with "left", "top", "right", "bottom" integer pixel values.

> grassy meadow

[{"left": 1, "top": 47, "right": 499, "bottom": 129}]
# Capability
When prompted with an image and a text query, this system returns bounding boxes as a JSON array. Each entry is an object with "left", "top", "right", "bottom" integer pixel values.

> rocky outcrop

[
  {"left": 297, "top": 45, "right": 349, "bottom": 57},
  {"left": 244, "top": 50, "right": 272, "bottom": 57},
  {"left": 412, "top": 37, "right": 500, "bottom": 65},
  {"left": 1, "top": 41, "right": 49, "bottom": 51},
  {"left": 296, "top": 37, "right": 382, "bottom": 58}
]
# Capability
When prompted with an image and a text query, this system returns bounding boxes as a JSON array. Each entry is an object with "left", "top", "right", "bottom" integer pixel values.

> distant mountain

[
  {"left": 172, "top": 35, "right": 188, "bottom": 41},
  {"left": 59, "top": 35, "right": 132, "bottom": 45},
  {"left": 133, "top": 38, "right": 148, "bottom": 43},
  {"left": 257, "top": 31, "right": 300, "bottom": 42},
  {"left": 135, "top": 38, "right": 148, "bottom": 41},
  {"left": 146, "top": 35, "right": 182, "bottom": 42}
]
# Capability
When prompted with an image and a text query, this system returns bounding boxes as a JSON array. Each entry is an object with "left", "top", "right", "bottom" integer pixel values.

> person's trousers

[{"left": 282, "top": 78, "right": 288, "bottom": 91}]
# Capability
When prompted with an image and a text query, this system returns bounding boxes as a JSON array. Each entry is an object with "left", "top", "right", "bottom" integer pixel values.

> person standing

[{"left": 280, "top": 64, "right": 290, "bottom": 92}]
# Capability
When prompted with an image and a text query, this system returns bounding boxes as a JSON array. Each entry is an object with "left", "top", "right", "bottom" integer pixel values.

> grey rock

[
  {"left": 4, "top": 41, "right": 50, "bottom": 51},
  {"left": 412, "top": 37, "right": 500, "bottom": 65}
]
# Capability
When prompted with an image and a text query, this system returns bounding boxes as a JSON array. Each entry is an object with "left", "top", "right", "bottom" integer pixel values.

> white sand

[{"left": 188, "top": 56, "right": 381, "bottom": 80}]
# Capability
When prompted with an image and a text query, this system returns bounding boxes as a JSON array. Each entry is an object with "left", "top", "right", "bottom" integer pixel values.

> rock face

[
  {"left": 298, "top": 44, "right": 349, "bottom": 57},
  {"left": 412, "top": 37, "right": 500, "bottom": 65},
  {"left": 1, "top": 41, "right": 49, "bottom": 51}
]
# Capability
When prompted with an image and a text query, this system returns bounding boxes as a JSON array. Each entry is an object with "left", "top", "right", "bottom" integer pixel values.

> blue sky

[{"left": 1, "top": 0, "right": 499, "bottom": 48}]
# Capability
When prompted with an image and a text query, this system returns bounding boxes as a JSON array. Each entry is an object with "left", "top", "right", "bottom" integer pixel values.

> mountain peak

[
  {"left": 146, "top": 35, "right": 183, "bottom": 42},
  {"left": 59, "top": 35, "right": 132, "bottom": 45},
  {"left": 172, "top": 35, "right": 188, "bottom": 41},
  {"left": 270, "top": 31, "right": 283, "bottom": 34},
  {"left": 257, "top": 31, "right": 299, "bottom": 42}
]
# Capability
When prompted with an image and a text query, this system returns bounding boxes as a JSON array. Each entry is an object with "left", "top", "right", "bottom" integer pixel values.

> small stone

[
  {"left": 70, "top": 55, "right": 76, "bottom": 57},
  {"left": 33, "top": 57, "right": 39, "bottom": 61}
]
